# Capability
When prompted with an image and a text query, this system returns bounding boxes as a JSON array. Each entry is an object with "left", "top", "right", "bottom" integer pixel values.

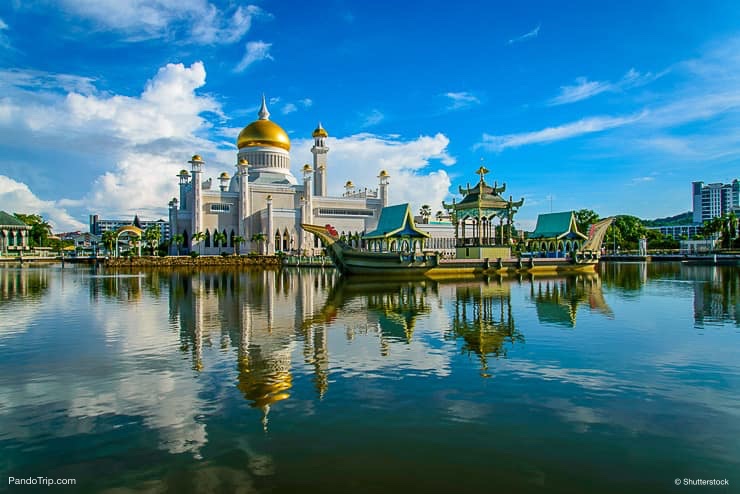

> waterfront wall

[{"left": 104, "top": 255, "right": 281, "bottom": 267}]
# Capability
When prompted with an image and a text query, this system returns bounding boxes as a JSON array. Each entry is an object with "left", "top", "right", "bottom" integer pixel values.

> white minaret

[
  {"left": 237, "top": 157, "right": 250, "bottom": 238},
  {"left": 311, "top": 122, "right": 329, "bottom": 196},
  {"left": 301, "top": 164, "right": 313, "bottom": 253},
  {"left": 378, "top": 169, "right": 390, "bottom": 207},
  {"left": 266, "top": 195, "right": 274, "bottom": 255},
  {"left": 189, "top": 154, "right": 204, "bottom": 251}
]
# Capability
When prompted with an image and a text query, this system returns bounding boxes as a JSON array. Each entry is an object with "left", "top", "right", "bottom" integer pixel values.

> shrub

[
  {"left": 190, "top": 251, "right": 199, "bottom": 258},
  {"left": 221, "top": 251, "right": 230, "bottom": 257}
]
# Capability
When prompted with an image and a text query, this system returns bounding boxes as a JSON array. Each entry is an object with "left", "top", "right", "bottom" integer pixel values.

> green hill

[{"left": 642, "top": 211, "right": 693, "bottom": 227}]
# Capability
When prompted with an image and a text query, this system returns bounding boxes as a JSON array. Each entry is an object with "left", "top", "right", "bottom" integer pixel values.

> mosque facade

[{"left": 168, "top": 96, "right": 390, "bottom": 255}]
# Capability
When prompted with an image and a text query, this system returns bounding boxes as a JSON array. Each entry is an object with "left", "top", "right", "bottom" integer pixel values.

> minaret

[
  {"left": 378, "top": 169, "right": 390, "bottom": 207},
  {"left": 237, "top": 157, "right": 250, "bottom": 238},
  {"left": 311, "top": 122, "right": 329, "bottom": 196},
  {"left": 189, "top": 154, "right": 204, "bottom": 251},
  {"left": 168, "top": 197, "right": 178, "bottom": 254},
  {"left": 266, "top": 195, "right": 274, "bottom": 255},
  {"left": 301, "top": 164, "right": 313, "bottom": 253}
]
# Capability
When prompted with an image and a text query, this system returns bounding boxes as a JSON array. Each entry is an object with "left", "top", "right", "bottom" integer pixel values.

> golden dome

[
  {"left": 191, "top": 154, "right": 203, "bottom": 162},
  {"left": 312, "top": 122, "right": 328, "bottom": 138},
  {"left": 302, "top": 164, "right": 312, "bottom": 172},
  {"left": 238, "top": 157, "right": 249, "bottom": 165},
  {"left": 178, "top": 169, "right": 189, "bottom": 176},
  {"left": 236, "top": 95, "right": 291, "bottom": 151},
  {"left": 345, "top": 180, "right": 354, "bottom": 188},
  {"left": 378, "top": 170, "right": 389, "bottom": 177},
  {"left": 219, "top": 172, "right": 230, "bottom": 179},
  {"left": 237, "top": 120, "right": 291, "bottom": 151}
]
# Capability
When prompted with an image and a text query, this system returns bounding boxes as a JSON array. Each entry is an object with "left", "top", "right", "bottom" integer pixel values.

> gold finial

[{"left": 476, "top": 165, "right": 489, "bottom": 179}]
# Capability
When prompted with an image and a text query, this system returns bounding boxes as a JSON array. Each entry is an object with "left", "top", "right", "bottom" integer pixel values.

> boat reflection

[{"left": 529, "top": 273, "right": 613, "bottom": 328}]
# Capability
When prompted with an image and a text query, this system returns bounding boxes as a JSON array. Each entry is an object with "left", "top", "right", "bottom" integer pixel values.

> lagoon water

[{"left": 1, "top": 263, "right": 738, "bottom": 493}]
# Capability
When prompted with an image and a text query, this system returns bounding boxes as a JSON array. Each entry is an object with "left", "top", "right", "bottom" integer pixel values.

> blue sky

[{"left": 1, "top": 1, "right": 739, "bottom": 231}]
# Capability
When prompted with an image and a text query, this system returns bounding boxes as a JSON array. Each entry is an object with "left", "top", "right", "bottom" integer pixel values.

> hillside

[{"left": 642, "top": 211, "right": 693, "bottom": 227}]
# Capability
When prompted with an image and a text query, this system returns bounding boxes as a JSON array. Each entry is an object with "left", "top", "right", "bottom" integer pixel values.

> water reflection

[
  {"left": 446, "top": 280, "right": 521, "bottom": 377},
  {"left": 0, "top": 267, "right": 49, "bottom": 302},
  {"left": 530, "top": 274, "right": 613, "bottom": 327}
]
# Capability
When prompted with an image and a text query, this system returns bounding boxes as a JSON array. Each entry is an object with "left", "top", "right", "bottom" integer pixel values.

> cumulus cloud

[
  {"left": 0, "top": 62, "right": 234, "bottom": 226},
  {"left": 290, "top": 133, "right": 455, "bottom": 216},
  {"left": 235, "top": 41, "right": 273, "bottom": 72},
  {"left": 55, "top": 0, "right": 268, "bottom": 44},
  {"left": 0, "top": 175, "right": 85, "bottom": 231}
]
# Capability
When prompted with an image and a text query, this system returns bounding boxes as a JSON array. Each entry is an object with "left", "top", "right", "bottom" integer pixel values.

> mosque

[{"left": 168, "top": 96, "right": 390, "bottom": 255}]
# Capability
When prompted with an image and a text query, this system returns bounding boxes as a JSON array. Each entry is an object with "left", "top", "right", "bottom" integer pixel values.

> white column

[
  {"left": 237, "top": 158, "right": 250, "bottom": 238},
  {"left": 266, "top": 195, "right": 274, "bottom": 255},
  {"left": 190, "top": 155, "right": 204, "bottom": 253}
]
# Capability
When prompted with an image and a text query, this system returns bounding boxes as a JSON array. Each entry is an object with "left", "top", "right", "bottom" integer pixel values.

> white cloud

[
  {"left": 0, "top": 175, "right": 85, "bottom": 231},
  {"left": 478, "top": 112, "right": 646, "bottom": 151},
  {"left": 0, "top": 62, "right": 233, "bottom": 225},
  {"left": 444, "top": 91, "right": 480, "bottom": 110},
  {"left": 290, "top": 133, "right": 455, "bottom": 216},
  {"left": 548, "top": 69, "right": 661, "bottom": 106},
  {"left": 299, "top": 98, "right": 313, "bottom": 108},
  {"left": 281, "top": 103, "right": 297, "bottom": 114},
  {"left": 0, "top": 17, "right": 7, "bottom": 30},
  {"left": 361, "top": 109, "right": 384, "bottom": 128},
  {"left": 55, "top": 0, "right": 268, "bottom": 44},
  {"left": 235, "top": 41, "right": 273, "bottom": 72},
  {"left": 507, "top": 23, "right": 540, "bottom": 45}
]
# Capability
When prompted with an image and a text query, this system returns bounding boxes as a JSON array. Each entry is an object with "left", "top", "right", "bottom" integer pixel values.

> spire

[{"left": 258, "top": 94, "right": 270, "bottom": 120}]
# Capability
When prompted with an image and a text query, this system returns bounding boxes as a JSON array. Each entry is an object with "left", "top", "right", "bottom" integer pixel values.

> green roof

[
  {"left": 0, "top": 211, "right": 30, "bottom": 227},
  {"left": 363, "top": 203, "right": 431, "bottom": 240},
  {"left": 529, "top": 211, "right": 587, "bottom": 240}
]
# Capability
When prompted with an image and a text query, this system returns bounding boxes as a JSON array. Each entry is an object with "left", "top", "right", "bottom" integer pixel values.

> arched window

[
  {"left": 274, "top": 232, "right": 281, "bottom": 251},
  {"left": 222, "top": 229, "right": 228, "bottom": 248},
  {"left": 283, "top": 230, "right": 289, "bottom": 251},
  {"left": 205, "top": 229, "right": 211, "bottom": 247},
  {"left": 230, "top": 229, "right": 235, "bottom": 247},
  {"left": 8, "top": 231, "right": 14, "bottom": 246}
]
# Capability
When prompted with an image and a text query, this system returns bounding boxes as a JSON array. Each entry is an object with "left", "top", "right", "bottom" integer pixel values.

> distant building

[
  {"left": 692, "top": 179, "right": 740, "bottom": 224},
  {"left": 89, "top": 215, "right": 170, "bottom": 242},
  {"left": 646, "top": 224, "right": 703, "bottom": 240}
]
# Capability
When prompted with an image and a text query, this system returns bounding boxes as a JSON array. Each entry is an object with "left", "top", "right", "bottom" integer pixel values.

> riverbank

[{"left": 104, "top": 255, "right": 282, "bottom": 267}]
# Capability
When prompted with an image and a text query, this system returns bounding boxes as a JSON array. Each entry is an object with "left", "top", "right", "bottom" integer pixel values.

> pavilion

[
  {"left": 442, "top": 166, "right": 524, "bottom": 259},
  {"left": 362, "top": 203, "right": 431, "bottom": 253},
  {"left": 526, "top": 211, "right": 587, "bottom": 258},
  {"left": 0, "top": 211, "right": 31, "bottom": 256}
]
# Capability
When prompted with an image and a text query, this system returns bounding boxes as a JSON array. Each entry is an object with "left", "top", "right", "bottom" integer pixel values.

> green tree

[
  {"left": 233, "top": 235, "right": 245, "bottom": 255},
  {"left": 144, "top": 225, "right": 161, "bottom": 255},
  {"left": 171, "top": 234, "right": 184, "bottom": 255},
  {"left": 102, "top": 230, "right": 116, "bottom": 255},
  {"left": 613, "top": 215, "right": 647, "bottom": 250},
  {"left": 14, "top": 213, "right": 52, "bottom": 247},
  {"left": 574, "top": 209, "right": 599, "bottom": 236},
  {"left": 419, "top": 204, "right": 432, "bottom": 224},
  {"left": 128, "top": 234, "right": 141, "bottom": 256},
  {"left": 251, "top": 232, "right": 266, "bottom": 255},
  {"left": 192, "top": 231, "right": 205, "bottom": 255},
  {"left": 213, "top": 231, "right": 227, "bottom": 255}
]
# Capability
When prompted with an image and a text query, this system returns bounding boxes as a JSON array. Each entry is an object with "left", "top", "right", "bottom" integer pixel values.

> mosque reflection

[{"left": 154, "top": 268, "right": 622, "bottom": 428}]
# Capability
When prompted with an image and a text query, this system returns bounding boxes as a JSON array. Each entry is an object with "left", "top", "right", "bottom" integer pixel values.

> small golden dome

[
  {"left": 302, "top": 164, "right": 312, "bottom": 172},
  {"left": 312, "top": 122, "right": 328, "bottom": 138},
  {"left": 378, "top": 170, "right": 389, "bottom": 177},
  {"left": 345, "top": 180, "right": 354, "bottom": 188},
  {"left": 191, "top": 154, "right": 203, "bottom": 162},
  {"left": 178, "top": 169, "right": 189, "bottom": 176},
  {"left": 238, "top": 157, "right": 249, "bottom": 165},
  {"left": 219, "top": 172, "right": 230, "bottom": 179}
]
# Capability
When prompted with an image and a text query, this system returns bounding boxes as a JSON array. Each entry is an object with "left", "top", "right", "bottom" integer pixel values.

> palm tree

[
  {"left": 435, "top": 210, "right": 444, "bottom": 222},
  {"left": 101, "top": 230, "right": 116, "bottom": 255},
  {"left": 233, "top": 235, "right": 245, "bottom": 255},
  {"left": 213, "top": 231, "right": 227, "bottom": 255},
  {"left": 251, "top": 232, "right": 266, "bottom": 255},
  {"left": 171, "top": 234, "right": 184, "bottom": 255},
  {"left": 129, "top": 234, "right": 141, "bottom": 256},
  {"left": 144, "top": 225, "right": 161, "bottom": 255},
  {"left": 192, "top": 231, "right": 205, "bottom": 255},
  {"left": 419, "top": 204, "right": 432, "bottom": 224}
]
